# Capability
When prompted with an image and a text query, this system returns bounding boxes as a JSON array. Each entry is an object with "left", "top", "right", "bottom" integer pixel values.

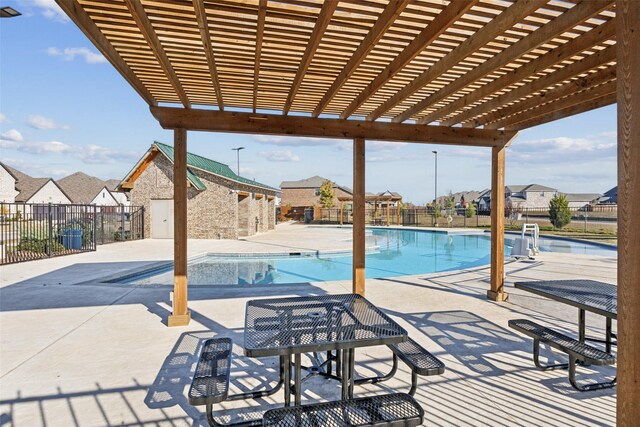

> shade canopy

[{"left": 57, "top": 0, "right": 615, "bottom": 143}]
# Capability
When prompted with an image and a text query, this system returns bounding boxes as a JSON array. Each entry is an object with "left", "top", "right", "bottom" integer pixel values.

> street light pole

[
  {"left": 231, "top": 147, "right": 245, "bottom": 176},
  {"left": 432, "top": 150, "right": 438, "bottom": 205}
]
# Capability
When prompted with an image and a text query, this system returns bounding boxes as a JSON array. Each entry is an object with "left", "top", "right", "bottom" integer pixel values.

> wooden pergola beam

[
  {"left": 192, "top": 0, "right": 224, "bottom": 110},
  {"left": 150, "top": 106, "right": 515, "bottom": 147},
  {"left": 282, "top": 1, "right": 338, "bottom": 115},
  {"left": 504, "top": 80, "right": 616, "bottom": 129},
  {"left": 467, "top": 44, "right": 616, "bottom": 128},
  {"left": 488, "top": 66, "right": 616, "bottom": 129},
  {"left": 394, "top": 0, "right": 612, "bottom": 124},
  {"left": 339, "top": 0, "right": 476, "bottom": 120},
  {"left": 56, "top": 0, "right": 157, "bottom": 106},
  {"left": 617, "top": 1, "right": 640, "bottom": 422},
  {"left": 507, "top": 91, "right": 616, "bottom": 130},
  {"left": 312, "top": 0, "right": 411, "bottom": 118},
  {"left": 442, "top": 18, "right": 616, "bottom": 127},
  {"left": 124, "top": 0, "right": 191, "bottom": 108},
  {"left": 253, "top": 0, "right": 267, "bottom": 113},
  {"left": 366, "top": 0, "right": 545, "bottom": 122}
]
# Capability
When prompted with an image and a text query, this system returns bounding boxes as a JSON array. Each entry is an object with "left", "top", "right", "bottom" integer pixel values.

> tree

[
  {"left": 444, "top": 191, "right": 455, "bottom": 211},
  {"left": 318, "top": 180, "right": 335, "bottom": 208},
  {"left": 465, "top": 203, "right": 476, "bottom": 218},
  {"left": 549, "top": 194, "right": 571, "bottom": 229}
]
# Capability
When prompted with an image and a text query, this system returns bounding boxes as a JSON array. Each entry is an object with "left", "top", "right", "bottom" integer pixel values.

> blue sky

[{"left": 0, "top": 1, "right": 617, "bottom": 205}]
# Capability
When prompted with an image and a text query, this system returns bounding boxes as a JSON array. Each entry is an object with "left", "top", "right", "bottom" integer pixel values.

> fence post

[
  {"left": 48, "top": 203, "right": 53, "bottom": 257},
  {"left": 121, "top": 206, "right": 125, "bottom": 241},
  {"left": 93, "top": 205, "right": 98, "bottom": 250},
  {"left": 141, "top": 206, "right": 145, "bottom": 238}
]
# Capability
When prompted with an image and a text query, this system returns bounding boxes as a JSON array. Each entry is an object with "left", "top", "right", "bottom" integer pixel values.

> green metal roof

[{"left": 153, "top": 142, "right": 277, "bottom": 192}]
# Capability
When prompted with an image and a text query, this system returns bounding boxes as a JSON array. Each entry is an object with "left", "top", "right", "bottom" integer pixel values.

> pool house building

[
  {"left": 54, "top": 0, "right": 639, "bottom": 421},
  {"left": 118, "top": 142, "right": 277, "bottom": 239}
]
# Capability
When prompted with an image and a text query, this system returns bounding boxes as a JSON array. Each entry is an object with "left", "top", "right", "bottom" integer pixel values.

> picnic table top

[
  {"left": 514, "top": 279, "right": 617, "bottom": 319},
  {"left": 244, "top": 293, "right": 407, "bottom": 357}
]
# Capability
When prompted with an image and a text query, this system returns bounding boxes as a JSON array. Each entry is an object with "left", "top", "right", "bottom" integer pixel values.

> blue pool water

[{"left": 121, "top": 229, "right": 616, "bottom": 286}]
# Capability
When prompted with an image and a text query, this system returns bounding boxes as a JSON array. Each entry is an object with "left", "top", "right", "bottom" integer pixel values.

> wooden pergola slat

[
  {"left": 506, "top": 90, "right": 616, "bottom": 130},
  {"left": 192, "top": 0, "right": 225, "bottom": 110},
  {"left": 311, "top": 0, "right": 411, "bottom": 118},
  {"left": 366, "top": 0, "right": 545, "bottom": 122},
  {"left": 253, "top": 0, "right": 267, "bottom": 112},
  {"left": 396, "top": 0, "right": 612, "bottom": 124},
  {"left": 465, "top": 44, "right": 616, "bottom": 128},
  {"left": 282, "top": 1, "right": 338, "bottom": 115},
  {"left": 442, "top": 17, "right": 617, "bottom": 127},
  {"left": 488, "top": 67, "right": 616, "bottom": 129},
  {"left": 57, "top": 0, "right": 157, "bottom": 106},
  {"left": 124, "top": 0, "right": 191, "bottom": 108},
  {"left": 339, "top": 0, "right": 477, "bottom": 119}
]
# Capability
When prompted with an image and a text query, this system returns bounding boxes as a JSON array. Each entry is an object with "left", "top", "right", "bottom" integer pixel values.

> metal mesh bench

[
  {"left": 509, "top": 319, "right": 616, "bottom": 391},
  {"left": 262, "top": 393, "right": 424, "bottom": 427},
  {"left": 355, "top": 338, "right": 445, "bottom": 395},
  {"left": 189, "top": 338, "right": 262, "bottom": 427}
]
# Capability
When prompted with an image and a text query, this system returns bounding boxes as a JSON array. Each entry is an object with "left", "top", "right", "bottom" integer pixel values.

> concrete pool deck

[{"left": 0, "top": 224, "right": 617, "bottom": 426}]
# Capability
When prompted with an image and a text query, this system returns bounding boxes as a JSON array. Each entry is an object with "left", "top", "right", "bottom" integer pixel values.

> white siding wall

[
  {"left": 27, "top": 181, "right": 72, "bottom": 204},
  {"left": 0, "top": 167, "right": 18, "bottom": 203},
  {"left": 110, "top": 191, "right": 130, "bottom": 206},
  {"left": 91, "top": 188, "right": 119, "bottom": 206}
]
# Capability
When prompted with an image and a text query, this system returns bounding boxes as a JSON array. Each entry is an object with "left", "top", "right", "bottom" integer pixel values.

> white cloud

[
  {"left": 0, "top": 113, "right": 6, "bottom": 123},
  {"left": 0, "top": 138, "right": 140, "bottom": 165},
  {"left": 47, "top": 47, "right": 106, "bottom": 64},
  {"left": 253, "top": 135, "right": 333, "bottom": 147},
  {"left": 28, "top": 0, "right": 69, "bottom": 22},
  {"left": 26, "top": 114, "right": 69, "bottom": 130},
  {"left": 2, "top": 158, "right": 71, "bottom": 179},
  {"left": 508, "top": 134, "right": 616, "bottom": 165},
  {"left": 258, "top": 149, "right": 300, "bottom": 162},
  {"left": 0, "top": 129, "right": 23, "bottom": 142}
]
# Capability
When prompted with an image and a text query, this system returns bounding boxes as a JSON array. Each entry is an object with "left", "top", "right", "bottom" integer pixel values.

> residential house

[
  {"left": 57, "top": 172, "right": 130, "bottom": 209},
  {"left": 599, "top": 186, "right": 617, "bottom": 204},
  {"left": 0, "top": 163, "right": 19, "bottom": 203},
  {"left": 476, "top": 184, "right": 558, "bottom": 210},
  {"left": 562, "top": 193, "right": 601, "bottom": 209},
  {"left": 280, "top": 175, "right": 353, "bottom": 218},
  {"left": 118, "top": 141, "right": 277, "bottom": 239}
]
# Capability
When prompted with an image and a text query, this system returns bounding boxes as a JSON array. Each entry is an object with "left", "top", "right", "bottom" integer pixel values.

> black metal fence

[
  {"left": 0, "top": 203, "right": 144, "bottom": 265},
  {"left": 315, "top": 206, "right": 617, "bottom": 234}
]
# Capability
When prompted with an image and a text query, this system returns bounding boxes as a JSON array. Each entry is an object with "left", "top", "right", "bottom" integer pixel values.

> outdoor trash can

[
  {"left": 304, "top": 208, "right": 314, "bottom": 224},
  {"left": 62, "top": 229, "right": 83, "bottom": 250}
]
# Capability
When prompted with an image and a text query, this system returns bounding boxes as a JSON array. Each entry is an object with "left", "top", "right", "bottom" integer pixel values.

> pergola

[{"left": 56, "top": 0, "right": 638, "bottom": 421}]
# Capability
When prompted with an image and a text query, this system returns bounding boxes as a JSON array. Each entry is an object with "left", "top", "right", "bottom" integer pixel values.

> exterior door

[{"left": 151, "top": 199, "right": 174, "bottom": 239}]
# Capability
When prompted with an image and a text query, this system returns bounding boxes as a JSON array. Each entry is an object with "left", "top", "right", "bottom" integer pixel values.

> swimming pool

[{"left": 119, "top": 229, "right": 616, "bottom": 286}]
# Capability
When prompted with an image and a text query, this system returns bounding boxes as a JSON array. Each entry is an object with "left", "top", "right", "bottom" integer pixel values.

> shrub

[
  {"left": 549, "top": 194, "right": 572, "bottom": 229},
  {"left": 465, "top": 203, "right": 476, "bottom": 218}
]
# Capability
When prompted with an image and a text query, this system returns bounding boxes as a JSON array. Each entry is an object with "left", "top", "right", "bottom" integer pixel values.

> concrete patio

[{"left": 0, "top": 225, "right": 617, "bottom": 426}]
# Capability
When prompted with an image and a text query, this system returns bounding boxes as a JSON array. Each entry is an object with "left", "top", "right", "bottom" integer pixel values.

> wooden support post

[
  {"left": 386, "top": 202, "right": 390, "bottom": 227},
  {"left": 488, "top": 144, "right": 507, "bottom": 302},
  {"left": 617, "top": 2, "right": 640, "bottom": 423},
  {"left": 340, "top": 202, "right": 344, "bottom": 225},
  {"left": 168, "top": 128, "right": 190, "bottom": 326},
  {"left": 353, "top": 138, "right": 366, "bottom": 296}
]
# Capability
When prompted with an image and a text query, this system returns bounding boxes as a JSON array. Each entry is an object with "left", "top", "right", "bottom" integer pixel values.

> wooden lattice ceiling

[{"left": 58, "top": 0, "right": 616, "bottom": 135}]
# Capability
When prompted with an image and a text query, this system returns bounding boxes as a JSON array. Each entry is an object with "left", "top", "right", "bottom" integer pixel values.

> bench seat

[
  {"left": 262, "top": 393, "right": 424, "bottom": 427},
  {"left": 189, "top": 338, "right": 233, "bottom": 406},
  {"left": 509, "top": 319, "right": 616, "bottom": 391},
  {"left": 389, "top": 338, "right": 445, "bottom": 395}
]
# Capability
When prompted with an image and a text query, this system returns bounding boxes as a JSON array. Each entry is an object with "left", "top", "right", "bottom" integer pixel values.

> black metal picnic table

[
  {"left": 243, "top": 293, "right": 408, "bottom": 406},
  {"left": 514, "top": 279, "right": 617, "bottom": 352}
]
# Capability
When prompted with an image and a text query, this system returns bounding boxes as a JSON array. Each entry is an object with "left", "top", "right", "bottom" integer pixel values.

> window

[
  {"left": 540, "top": 192, "right": 545, "bottom": 196},
  {"left": 314, "top": 189, "right": 320, "bottom": 196}
]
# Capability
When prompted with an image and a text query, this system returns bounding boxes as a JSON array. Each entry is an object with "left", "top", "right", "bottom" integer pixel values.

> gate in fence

[{"left": 0, "top": 203, "right": 144, "bottom": 265}]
